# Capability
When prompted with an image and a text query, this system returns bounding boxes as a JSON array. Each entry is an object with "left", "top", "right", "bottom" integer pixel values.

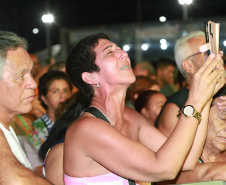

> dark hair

[
  {"left": 66, "top": 33, "right": 110, "bottom": 100},
  {"left": 134, "top": 90, "right": 161, "bottom": 113},
  {"left": 156, "top": 57, "right": 175, "bottom": 70},
  {"left": 39, "top": 91, "right": 90, "bottom": 160},
  {"left": 126, "top": 76, "right": 159, "bottom": 102},
  {"left": 38, "top": 70, "right": 73, "bottom": 109}
]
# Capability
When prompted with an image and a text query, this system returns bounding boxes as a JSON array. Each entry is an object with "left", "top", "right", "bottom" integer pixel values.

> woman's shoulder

[
  {"left": 124, "top": 106, "right": 143, "bottom": 118},
  {"left": 48, "top": 142, "right": 64, "bottom": 157},
  {"left": 124, "top": 106, "right": 149, "bottom": 128},
  {"left": 66, "top": 114, "right": 107, "bottom": 134}
]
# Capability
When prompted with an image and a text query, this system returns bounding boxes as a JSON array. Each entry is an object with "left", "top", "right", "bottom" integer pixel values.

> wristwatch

[{"left": 181, "top": 105, "right": 202, "bottom": 121}]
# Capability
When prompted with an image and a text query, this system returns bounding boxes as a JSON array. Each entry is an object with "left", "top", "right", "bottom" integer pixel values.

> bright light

[
  {"left": 123, "top": 44, "right": 130, "bottom": 51},
  {"left": 32, "top": 28, "right": 39, "bottom": 34},
  {"left": 160, "top": 43, "right": 168, "bottom": 50},
  {"left": 159, "top": 16, "right": 166, "bottom": 22},
  {"left": 223, "top": 40, "right": 226, "bottom": 47},
  {"left": 141, "top": 43, "right": 149, "bottom": 51},
  {"left": 160, "top": 39, "right": 167, "bottom": 44},
  {"left": 52, "top": 44, "right": 62, "bottom": 55},
  {"left": 42, "top": 14, "right": 54, "bottom": 23},
  {"left": 182, "top": 31, "right": 188, "bottom": 36},
  {"left": 178, "top": 0, "right": 192, "bottom": 5}
]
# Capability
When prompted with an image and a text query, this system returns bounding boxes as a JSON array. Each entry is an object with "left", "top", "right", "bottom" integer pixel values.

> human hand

[
  {"left": 217, "top": 95, "right": 226, "bottom": 110},
  {"left": 212, "top": 55, "right": 225, "bottom": 95},
  {"left": 189, "top": 54, "right": 225, "bottom": 110}
]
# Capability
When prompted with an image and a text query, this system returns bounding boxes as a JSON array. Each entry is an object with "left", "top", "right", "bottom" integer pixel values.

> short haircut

[
  {"left": 134, "top": 61, "right": 156, "bottom": 76},
  {"left": 156, "top": 57, "right": 175, "bottom": 70},
  {"left": 174, "top": 30, "right": 205, "bottom": 79},
  {"left": 0, "top": 31, "right": 28, "bottom": 80},
  {"left": 66, "top": 33, "right": 109, "bottom": 100}
]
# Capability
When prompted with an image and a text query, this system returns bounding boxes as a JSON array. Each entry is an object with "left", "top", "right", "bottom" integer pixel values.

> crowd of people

[{"left": 0, "top": 29, "right": 225, "bottom": 185}]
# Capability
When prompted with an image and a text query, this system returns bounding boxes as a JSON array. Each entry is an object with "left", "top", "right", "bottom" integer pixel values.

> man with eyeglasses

[
  {"left": 155, "top": 30, "right": 226, "bottom": 184},
  {"left": 156, "top": 30, "right": 225, "bottom": 132}
]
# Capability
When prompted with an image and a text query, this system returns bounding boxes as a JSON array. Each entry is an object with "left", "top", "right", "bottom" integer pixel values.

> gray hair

[
  {"left": 0, "top": 31, "right": 28, "bottom": 80},
  {"left": 174, "top": 30, "right": 205, "bottom": 79}
]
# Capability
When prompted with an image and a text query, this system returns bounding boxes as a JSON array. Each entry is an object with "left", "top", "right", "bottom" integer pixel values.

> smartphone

[{"left": 204, "top": 21, "right": 220, "bottom": 56}]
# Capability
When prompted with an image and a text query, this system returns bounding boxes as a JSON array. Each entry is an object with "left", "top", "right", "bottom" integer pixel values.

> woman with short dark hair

[{"left": 64, "top": 33, "right": 224, "bottom": 185}]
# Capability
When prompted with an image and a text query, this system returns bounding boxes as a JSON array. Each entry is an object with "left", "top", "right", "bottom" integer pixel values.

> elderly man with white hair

[{"left": 156, "top": 30, "right": 226, "bottom": 184}]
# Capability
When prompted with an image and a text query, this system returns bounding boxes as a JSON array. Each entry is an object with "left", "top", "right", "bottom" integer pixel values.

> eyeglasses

[
  {"left": 186, "top": 52, "right": 204, "bottom": 59},
  {"left": 186, "top": 48, "right": 222, "bottom": 60}
]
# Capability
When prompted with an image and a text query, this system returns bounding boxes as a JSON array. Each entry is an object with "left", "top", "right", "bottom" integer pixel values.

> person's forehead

[
  {"left": 148, "top": 93, "right": 165, "bottom": 103},
  {"left": 6, "top": 48, "right": 32, "bottom": 70},
  {"left": 211, "top": 98, "right": 226, "bottom": 119},
  {"left": 188, "top": 36, "right": 205, "bottom": 51},
  {"left": 166, "top": 65, "right": 175, "bottom": 70},
  {"left": 95, "top": 39, "right": 113, "bottom": 51},
  {"left": 48, "top": 79, "right": 70, "bottom": 89}
]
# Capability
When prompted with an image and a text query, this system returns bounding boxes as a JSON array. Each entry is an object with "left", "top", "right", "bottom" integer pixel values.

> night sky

[{"left": 1, "top": 0, "right": 226, "bottom": 53}]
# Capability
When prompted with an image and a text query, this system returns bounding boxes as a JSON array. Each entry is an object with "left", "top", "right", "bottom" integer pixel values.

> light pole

[
  {"left": 178, "top": 0, "right": 192, "bottom": 22},
  {"left": 42, "top": 13, "right": 54, "bottom": 60}
]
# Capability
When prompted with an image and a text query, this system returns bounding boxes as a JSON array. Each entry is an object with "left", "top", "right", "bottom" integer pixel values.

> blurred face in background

[
  {"left": 30, "top": 54, "right": 41, "bottom": 77},
  {"left": 160, "top": 65, "right": 175, "bottom": 85},
  {"left": 41, "top": 79, "right": 72, "bottom": 112},
  {"left": 133, "top": 63, "right": 149, "bottom": 77},
  {"left": 141, "top": 93, "right": 166, "bottom": 125}
]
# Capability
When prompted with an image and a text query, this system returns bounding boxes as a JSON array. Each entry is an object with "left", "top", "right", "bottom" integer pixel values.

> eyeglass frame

[
  {"left": 186, "top": 52, "right": 203, "bottom": 59},
  {"left": 186, "top": 48, "right": 222, "bottom": 60}
]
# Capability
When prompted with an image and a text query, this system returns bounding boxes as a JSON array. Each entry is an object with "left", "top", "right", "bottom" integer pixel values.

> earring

[{"left": 97, "top": 83, "right": 99, "bottom": 87}]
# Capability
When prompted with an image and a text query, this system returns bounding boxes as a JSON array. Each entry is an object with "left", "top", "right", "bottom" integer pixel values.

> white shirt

[{"left": 0, "top": 123, "right": 32, "bottom": 170}]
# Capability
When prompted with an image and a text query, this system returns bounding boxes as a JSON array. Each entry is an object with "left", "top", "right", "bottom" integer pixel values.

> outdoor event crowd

[{"left": 0, "top": 29, "right": 226, "bottom": 185}]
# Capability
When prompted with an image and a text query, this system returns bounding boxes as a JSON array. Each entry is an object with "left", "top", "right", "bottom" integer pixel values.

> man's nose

[{"left": 26, "top": 76, "right": 37, "bottom": 89}]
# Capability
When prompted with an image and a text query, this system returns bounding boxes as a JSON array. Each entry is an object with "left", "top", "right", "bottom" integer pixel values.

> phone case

[{"left": 204, "top": 21, "right": 220, "bottom": 55}]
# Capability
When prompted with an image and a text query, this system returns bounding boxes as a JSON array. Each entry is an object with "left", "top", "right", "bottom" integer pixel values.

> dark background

[{"left": 1, "top": 0, "right": 226, "bottom": 53}]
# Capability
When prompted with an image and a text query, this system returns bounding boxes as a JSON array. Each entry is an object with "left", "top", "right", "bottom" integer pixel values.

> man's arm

[
  {"left": 156, "top": 162, "right": 226, "bottom": 184},
  {"left": 0, "top": 130, "right": 53, "bottom": 185}
]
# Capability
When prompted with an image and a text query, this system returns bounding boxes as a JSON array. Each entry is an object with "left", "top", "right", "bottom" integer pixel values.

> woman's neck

[
  {"left": 91, "top": 90, "right": 127, "bottom": 129},
  {"left": 46, "top": 109, "right": 55, "bottom": 123}
]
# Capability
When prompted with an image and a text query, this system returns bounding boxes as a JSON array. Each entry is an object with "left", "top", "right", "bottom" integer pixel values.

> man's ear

[
  {"left": 182, "top": 60, "right": 196, "bottom": 74},
  {"left": 81, "top": 72, "right": 98, "bottom": 85}
]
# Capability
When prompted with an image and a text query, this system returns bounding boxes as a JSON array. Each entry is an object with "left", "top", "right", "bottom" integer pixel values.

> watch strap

[
  {"left": 180, "top": 105, "right": 202, "bottom": 121},
  {"left": 192, "top": 108, "right": 202, "bottom": 121}
]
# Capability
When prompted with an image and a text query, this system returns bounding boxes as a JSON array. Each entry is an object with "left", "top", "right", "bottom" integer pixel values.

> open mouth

[
  {"left": 120, "top": 65, "right": 131, "bottom": 70},
  {"left": 219, "top": 136, "right": 226, "bottom": 141}
]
